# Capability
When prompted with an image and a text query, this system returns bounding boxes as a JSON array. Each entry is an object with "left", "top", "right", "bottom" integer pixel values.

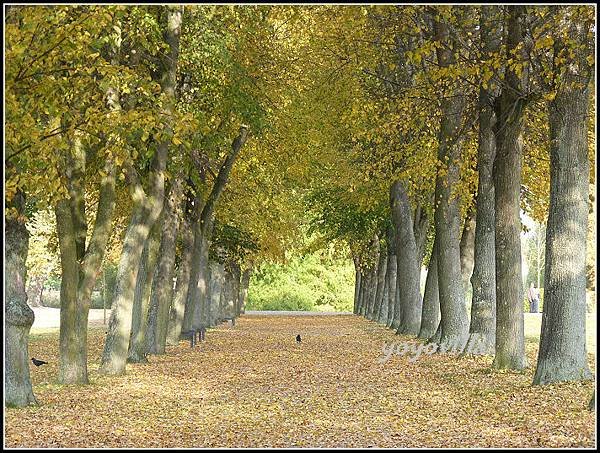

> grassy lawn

[
  {"left": 524, "top": 313, "right": 597, "bottom": 353},
  {"left": 5, "top": 314, "right": 595, "bottom": 448}
]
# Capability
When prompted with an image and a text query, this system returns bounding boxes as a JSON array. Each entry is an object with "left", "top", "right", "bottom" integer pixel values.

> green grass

[{"left": 524, "top": 313, "right": 596, "bottom": 353}]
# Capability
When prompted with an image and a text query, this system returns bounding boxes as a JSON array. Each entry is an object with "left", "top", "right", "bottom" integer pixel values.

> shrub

[{"left": 247, "top": 252, "right": 354, "bottom": 312}]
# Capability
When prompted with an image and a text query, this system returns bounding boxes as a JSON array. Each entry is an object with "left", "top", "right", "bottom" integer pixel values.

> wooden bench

[
  {"left": 180, "top": 326, "right": 207, "bottom": 347},
  {"left": 222, "top": 317, "right": 235, "bottom": 327}
]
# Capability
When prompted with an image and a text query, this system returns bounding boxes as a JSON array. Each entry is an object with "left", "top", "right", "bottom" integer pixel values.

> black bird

[
  {"left": 296, "top": 334, "right": 302, "bottom": 343},
  {"left": 31, "top": 358, "right": 48, "bottom": 367}
]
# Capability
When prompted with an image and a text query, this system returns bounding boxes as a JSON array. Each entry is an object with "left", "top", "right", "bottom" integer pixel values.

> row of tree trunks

[
  {"left": 184, "top": 125, "right": 249, "bottom": 330},
  {"left": 352, "top": 8, "right": 592, "bottom": 392},
  {"left": 99, "top": 5, "right": 183, "bottom": 376},
  {"left": 370, "top": 243, "right": 387, "bottom": 322}
]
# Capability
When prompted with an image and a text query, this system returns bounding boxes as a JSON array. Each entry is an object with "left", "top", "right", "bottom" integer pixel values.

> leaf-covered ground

[{"left": 5, "top": 315, "right": 596, "bottom": 448}]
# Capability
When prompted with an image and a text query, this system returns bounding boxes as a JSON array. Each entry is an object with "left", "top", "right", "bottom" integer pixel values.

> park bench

[
  {"left": 223, "top": 317, "right": 235, "bottom": 327},
  {"left": 180, "top": 326, "right": 207, "bottom": 347}
]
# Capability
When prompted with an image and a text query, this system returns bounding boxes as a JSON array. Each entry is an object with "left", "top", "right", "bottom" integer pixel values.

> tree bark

[
  {"left": 371, "top": 240, "right": 387, "bottom": 322},
  {"left": 413, "top": 203, "right": 430, "bottom": 276},
  {"left": 459, "top": 207, "right": 476, "bottom": 296},
  {"left": 384, "top": 226, "right": 398, "bottom": 328},
  {"left": 418, "top": 236, "right": 440, "bottom": 340},
  {"left": 533, "top": 22, "right": 593, "bottom": 384},
  {"left": 5, "top": 188, "right": 37, "bottom": 407},
  {"left": 432, "top": 16, "right": 469, "bottom": 351},
  {"left": 147, "top": 174, "right": 185, "bottom": 354},
  {"left": 239, "top": 267, "right": 250, "bottom": 316},
  {"left": 128, "top": 220, "right": 161, "bottom": 363},
  {"left": 222, "top": 264, "right": 239, "bottom": 319},
  {"left": 166, "top": 211, "right": 196, "bottom": 345},
  {"left": 391, "top": 180, "right": 422, "bottom": 335},
  {"left": 208, "top": 261, "right": 226, "bottom": 324},
  {"left": 353, "top": 256, "right": 361, "bottom": 315},
  {"left": 362, "top": 236, "right": 379, "bottom": 318},
  {"left": 464, "top": 6, "right": 499, "bottom": 355},
  {"left": 492, "top": 5, "right": 528, "bottom": 371}
]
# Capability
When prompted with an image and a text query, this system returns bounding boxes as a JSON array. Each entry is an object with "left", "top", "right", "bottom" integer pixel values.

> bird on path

[
  {"left": 296, "top": 334, "right": 302, "bottom": 344},
  {"left": 31, "top": 358, "right": 48, "bottom": 367}
]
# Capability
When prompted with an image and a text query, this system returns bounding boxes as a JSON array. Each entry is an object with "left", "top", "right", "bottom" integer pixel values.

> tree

[
  {"left": 492, "top": 5, "right": 529, "bottom": 371},
  {"left": 5, "top": 187, "right": 38, "bottom": 407},
  {"left": 390, "top": 180, "right": 422, "bottom": 335},
  {"left": 533, "top": 6, "right": 594, "bottom": 385},
  {"left": 464, "top": 5, "right": 500, "bottom": 355},
  {"left": 431, "top": 8, "right": 470, "bottom": 351}
]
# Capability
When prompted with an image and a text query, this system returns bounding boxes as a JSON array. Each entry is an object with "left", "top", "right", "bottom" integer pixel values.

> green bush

[{"left": 247, "top": 252, "right": 354, "bottom": 312}]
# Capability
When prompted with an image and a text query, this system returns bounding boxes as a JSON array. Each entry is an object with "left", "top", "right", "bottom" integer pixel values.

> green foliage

[
  {"left": 210, "top": 222, "right": 259, "bottom": 265},
  {"left": 247, "top": 252, "right": 354, "bottom": 312}
]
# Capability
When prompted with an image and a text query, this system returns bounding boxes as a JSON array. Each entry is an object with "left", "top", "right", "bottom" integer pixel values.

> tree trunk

[
  {"left": 353, "top": 256, "right": 361, "bottom": 315},
  {"left": 99, "top": 5, "right": 182, "bottom": 375},
  {"left": 359, "top": 237, "right": 378, "bottom": 318},
  {"left": 413, "top": 203, "right": 430, "bottom": 276},
  {"left": 167, "top": 214, "right": 195, "bottom": 345},
  {"left": 371, "top": 240, "right": 387, "bottom": 322},
  {"left": 385, "top": 226, "right": 398, "bottom": 328},
  {"left": 391, "top": 180, "right": 422, "bottom": 335},
  {"left": 5, "top": 188, "right": 37, "bottom": 407},
  {"left": 459, "top": 208, "right": 476, "bottom": 296},
  {"left": 239, "top": 267, "right": 250, "bottom": 316},
  {"left": 368, "top": 257, "right": 379, "bottom": 318},
  {"left": 465, "top": 7, "right": 499, "bottom": 355},
  {"left": 358, "top": 268, "right": 368, "bottom": 317},
  {"left": 208, "top": 261, "right": 226, "bottom": 325},
  {"left": 418, "top": 236, "right": 440, "bottom": 340},
  {"left": 356, "top": 270, "right": 366, "bottom": 316},
  {"left": 432, "top": 17, "right": 469, "bottom": 351},
  {"left": 56, "top": 198, "right": 90, "bottom": 384},
  {"left": 128, "top": 220, "right": 161, "bottom": 363},
  {"left": 222, "top": 265, "right": 238, "bottom": 319},
  {"left": 231, "top": 262, "right": 242, "bottom": 317},
  {"left": 391, "top": 266, "right": 402, "bottom": 330},
  {"left": 147, "top": 175, "right": 185, "bottom": 354},
  {"left": 533, "top": 39, "right": 592, "bottom": 384},
  {"left": 492, "top": 5, "right": 527, "bottom": 371},
  {"left": 57, "top": 148, "right": 116, "bottom": 384},
  {"left": 191, "top": 229, "right": 211, "bottom": 329}
]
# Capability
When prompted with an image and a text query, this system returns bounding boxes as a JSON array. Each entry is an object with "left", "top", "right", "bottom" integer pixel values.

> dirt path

[{"left": 6, "top": 314, "right": 595, "bottom": 447}]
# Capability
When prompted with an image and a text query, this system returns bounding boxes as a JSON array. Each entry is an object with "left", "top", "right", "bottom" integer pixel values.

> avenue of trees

[{"left": 4, "top": 4, "right": 596, "bottom": 408}]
